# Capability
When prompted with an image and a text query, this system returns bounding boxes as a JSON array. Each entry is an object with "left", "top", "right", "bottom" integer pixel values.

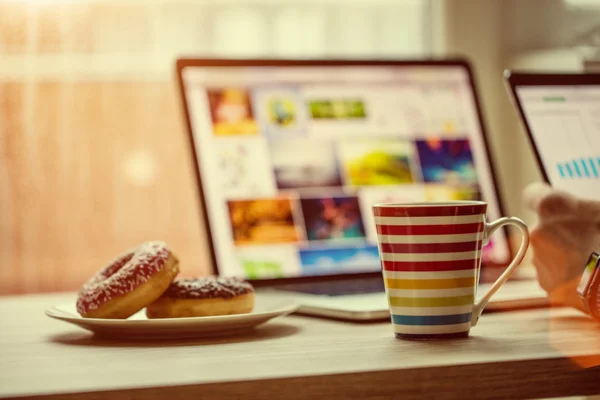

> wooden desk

[{"left": 1, "top": 292, "right": 600, "bottom": 400}]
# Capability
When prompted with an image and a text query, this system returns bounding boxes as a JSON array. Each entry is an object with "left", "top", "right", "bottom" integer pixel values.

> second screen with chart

[
  {"left": 516, "top": 86, "right": 600, "bottom": 201},
  {"left": 183, "top": 65, "right": 511, "bottom": 280}
]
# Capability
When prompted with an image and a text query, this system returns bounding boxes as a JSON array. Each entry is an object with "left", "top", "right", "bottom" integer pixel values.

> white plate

[{"left": 45, "top": 298, "right": 298, "bottom": 340}]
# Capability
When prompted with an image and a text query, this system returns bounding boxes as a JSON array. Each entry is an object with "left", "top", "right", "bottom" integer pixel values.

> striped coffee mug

[{"left": 372, "top": 201, "right": 529, "bottom": 340}]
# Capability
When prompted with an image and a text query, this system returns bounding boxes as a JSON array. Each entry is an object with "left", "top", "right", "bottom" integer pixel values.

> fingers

[
  {"left": 522, "top": 182, "right": 553, "bottom": 212},
  {"left": 522, "top": 182, "right": 578, "bottom": 217},
  {"left": 538, "top": 191, "right": 579, "bottom": 217}
]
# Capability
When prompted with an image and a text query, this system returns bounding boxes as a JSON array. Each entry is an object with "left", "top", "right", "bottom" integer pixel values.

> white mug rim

[{"left": 372, "top": 200, "right": 487, "bottom": 208}]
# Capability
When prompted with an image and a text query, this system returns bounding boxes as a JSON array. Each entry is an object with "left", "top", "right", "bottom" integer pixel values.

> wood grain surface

[{"left": 1, "top": 292, "right": 599, "bottom": 400}]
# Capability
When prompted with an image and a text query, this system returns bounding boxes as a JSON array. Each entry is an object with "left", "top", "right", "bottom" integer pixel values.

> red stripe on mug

[
  {"left": 373, "top": 204, "right": 487, "bottom": 218},
  {"left": 382, "top": 259, "right": 481, "bottom": 272},
  {"left": 376, "top": 222, "right": 484, "bottom": 236},
  {"left": 379, "top": 241, "right": 483, "bottom": 254}
]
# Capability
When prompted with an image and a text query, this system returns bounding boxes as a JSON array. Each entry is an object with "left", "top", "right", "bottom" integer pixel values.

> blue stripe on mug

[{"left": 391, "top": 313, "right": 472, "bottom": 326}]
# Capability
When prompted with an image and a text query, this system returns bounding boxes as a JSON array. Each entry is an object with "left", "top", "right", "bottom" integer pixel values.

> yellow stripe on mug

[
  {"left": 384, "top": 277, "right": 475, "bottom": 290},
  {"left": 388, "top": 295, "right": 475, "bottom": 308}
]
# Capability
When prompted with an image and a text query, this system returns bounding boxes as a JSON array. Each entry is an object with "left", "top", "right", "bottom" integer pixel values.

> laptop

[
  {"left": 175, "top": 58, "right": 548, "bottom": 321},
  {"left": 504, "top": 71, "right": 600, "bottom": 201}
]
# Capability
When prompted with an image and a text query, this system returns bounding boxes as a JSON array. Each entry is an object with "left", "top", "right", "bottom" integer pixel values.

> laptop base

[{"left": 258, "top": 279, "right": 549, "bottom": 322}]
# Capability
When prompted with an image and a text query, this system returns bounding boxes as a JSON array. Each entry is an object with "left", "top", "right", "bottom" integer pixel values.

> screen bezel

[
  {"left": 503, "top": 70, "right": 600, "bottom": 185},
  {"left": 175, "top": 58, "right": 512, "bottom": 287}
]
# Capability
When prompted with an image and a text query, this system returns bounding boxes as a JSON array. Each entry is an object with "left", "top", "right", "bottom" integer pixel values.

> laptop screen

[
  {"left": 180, "top": 62, "right": 511, "bottom": 280},
  {"left": 514, "top": 84, "right": 600, "bottom": 200}
]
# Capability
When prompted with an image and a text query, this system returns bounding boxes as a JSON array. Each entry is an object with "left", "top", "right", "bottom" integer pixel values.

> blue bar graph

[
  {"left": 556, "top": 157, "right": 600, "bottom": 179},
  {"left": 590, "top": 158, "right": 598, "bottom": 177},
  {"left": 566, "top": 163, "right": 573, "bottom": 177},
  {"left": 573, "top": 161, "right": 582, "bottom": 177},
  {"left": 581, "top": 159, "right": 590, "bottom": 177}
]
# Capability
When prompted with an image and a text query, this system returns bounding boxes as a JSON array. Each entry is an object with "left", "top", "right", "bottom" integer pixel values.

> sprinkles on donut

[
  {"left": 76, "top": 241, "right": 180, "bottom": 319},
  {"left": 145, "top": 276, "right": 255, "bottom": 318}
]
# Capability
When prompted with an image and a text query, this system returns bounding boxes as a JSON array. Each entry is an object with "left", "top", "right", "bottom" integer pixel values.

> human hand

[{"left": 523, "top": 182, "right": 600, "bottom": 308}]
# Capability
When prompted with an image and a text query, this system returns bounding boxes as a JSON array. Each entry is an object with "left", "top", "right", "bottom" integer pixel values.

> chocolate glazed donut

[{"left": 145, "top": 276, "right": 255, "bottom": 318}]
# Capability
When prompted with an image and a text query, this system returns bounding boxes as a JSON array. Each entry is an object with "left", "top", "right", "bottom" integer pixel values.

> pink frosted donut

[{"left": 76, "top": 241, "right": 180, "bottom": 319}]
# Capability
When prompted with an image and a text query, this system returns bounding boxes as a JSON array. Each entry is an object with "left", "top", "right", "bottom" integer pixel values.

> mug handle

[{"left": 471, "top": 217, "right": 530, "bottom": 327}]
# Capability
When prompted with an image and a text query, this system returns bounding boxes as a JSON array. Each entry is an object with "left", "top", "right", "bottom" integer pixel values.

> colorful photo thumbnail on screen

[
  {"left": 300, "top": 195, "right": 366, "bottom": 242},
  {"left": 227, "top": 198, "right": 302, "bottom": 245},
  {"left": 253, "top": 88, "right": 307, "bottom": 134},
  {"left": 338, "top": 139, "right": 416, "bottom": 186},
  {"left": 308, "top": 99, "right": 367, "bottom": 120},
  {"left": 207, "top": 88, "right": 259, "bottom": 136},
  {"left": 270, "top": 139, "right": 342, "bottom": 190},
  {"left": 299, "top": 245, "right": 380, "bottom": 275},
  {"left": 416, "top": 138, "right": 477, "bottom": 183},
  {"left": 236, "top": 246, "right": 300, "bottom": 280},
  {"left": 242, "top": 260, "right": 284, "bottom": 279},
  {"left": 424, "top": 183, "right": 482, "bottom": 202}
]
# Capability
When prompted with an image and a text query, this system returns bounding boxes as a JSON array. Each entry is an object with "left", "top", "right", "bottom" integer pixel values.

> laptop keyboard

[{"left": 276, "top": 278, "right": 385, "bottom": 296}]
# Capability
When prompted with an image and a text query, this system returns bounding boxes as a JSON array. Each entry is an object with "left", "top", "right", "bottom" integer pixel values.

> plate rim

[{"left": 45, "top": 301, "right": 299, "bottom": 325}]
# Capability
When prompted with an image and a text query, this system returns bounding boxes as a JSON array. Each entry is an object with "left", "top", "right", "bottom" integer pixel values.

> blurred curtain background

[
  {"left": 0, "top": 0, "right": 431, "bottom": 294},
  {"left": 2, "top": 0, "right": 599, "bottom": 295}
]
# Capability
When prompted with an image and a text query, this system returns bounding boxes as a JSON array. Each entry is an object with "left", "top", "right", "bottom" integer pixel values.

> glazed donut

[
  {"left": 145, "top": 276, "right": 255, "bottom": 318},
  {"left": 76, "top": 241, "right": 179, "bottom": 319}
]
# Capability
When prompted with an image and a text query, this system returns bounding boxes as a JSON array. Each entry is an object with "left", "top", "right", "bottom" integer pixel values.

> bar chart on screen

[{"left": 557, "top": 157, "right": 600, "bottom": 179}]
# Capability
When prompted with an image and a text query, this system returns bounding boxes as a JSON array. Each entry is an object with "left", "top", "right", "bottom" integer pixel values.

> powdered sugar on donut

[
  {"left": 76, "top": 241, "right": 172, "bottom": 315},
  {"left": 161, "top": 276, "right": 254, "bottom": 299}
]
